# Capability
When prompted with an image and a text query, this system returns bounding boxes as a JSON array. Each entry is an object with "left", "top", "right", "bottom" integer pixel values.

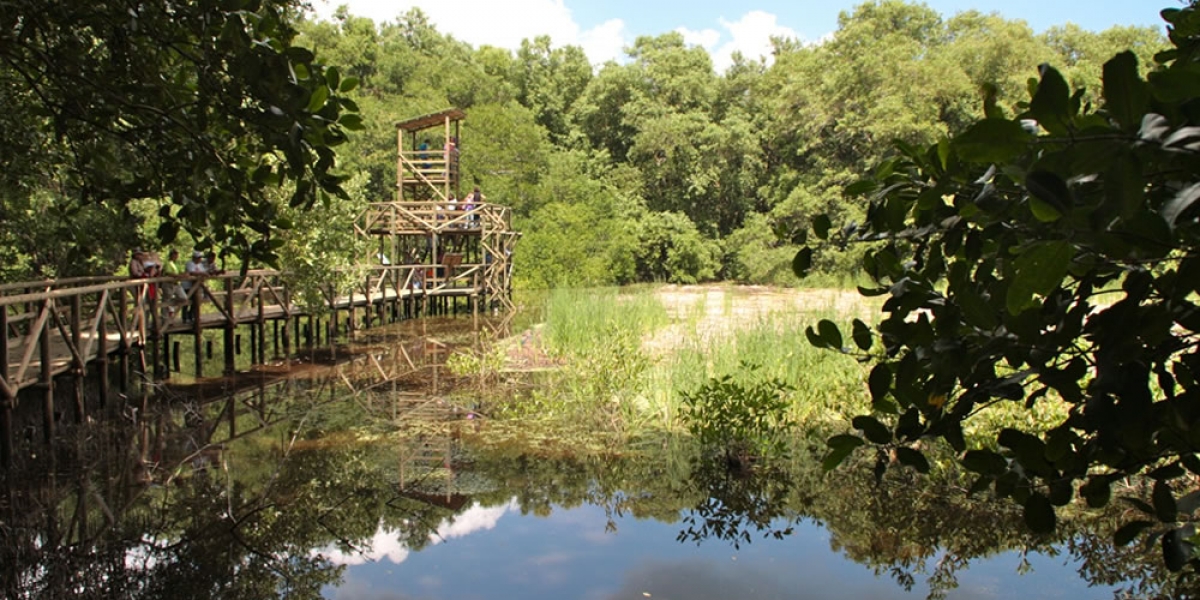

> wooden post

[
  {"left": 223, "top": 278, "right": 235, "bottom": 375},
  {"left": 360, "top": 274, "right": 369, "bottom": 331},
  {"left": 327, "top": 285, "right": 338, "bottom": 341},
  {"left": 0, "top": 308, "right": 11, "bottom": 468},
  {"left": 172, "top": 341, "right": 180, "bottom": 373},
  {"left": 39, "top": 299, "right": 54, "bottom": 443},
  {"left": 97, "top": 297, "right": 108, "bottom": 409},
  {"left": 162, "top": 333, "right": 170, "bottom": 379},
  {"left": 282, "top": 280, "right": 294, "bottom": 354},
  {"left": 71, "top": 294, "right": 84, "bottom": 423},
  {"left": 118, "top": 287, "right": 129, "bottom": 393},
  {"left": 148, "top": 286, "right": 160, "bottom": 381},
  {"left": 193, "top": 281, "right": 203, "bottom": 377},
  {"left": 257, "top": 284, "right": 266, "bottom": 364}
]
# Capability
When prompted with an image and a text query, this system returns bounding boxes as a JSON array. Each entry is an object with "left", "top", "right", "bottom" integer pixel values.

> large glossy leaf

[
  {"left": 953, "top": 119, "right": 1031, "bottom": 164},
  {"left": 852, "top": 415, "right": 892, "bottom": 444},
  {"left": 1023, "top": 492, "right": 1057, "bottom": 533},
  {"left": 792, "top": 247, "right": 813, "bottom": 278},
  {"left": 1103, "top": 51, "right": 1149, "bottom": 132},
  {"left": 823, "top": 434, "right": 864, "bottom": 471},
  {"left": 1028, "top": 65, "right": 1071, "bottom": 134},
  {"left": 1006, "top": 241, "right": 1072, "bottom": 315}
]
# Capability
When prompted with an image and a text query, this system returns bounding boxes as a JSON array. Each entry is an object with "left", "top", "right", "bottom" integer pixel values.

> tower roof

[{"left": 395, "top": 108, "right": 466, "bottom": 132}]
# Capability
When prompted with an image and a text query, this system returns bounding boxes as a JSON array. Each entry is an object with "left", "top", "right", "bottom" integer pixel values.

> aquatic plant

[{"left": 679, "top": 365, "right": 795, "bottom": 470}]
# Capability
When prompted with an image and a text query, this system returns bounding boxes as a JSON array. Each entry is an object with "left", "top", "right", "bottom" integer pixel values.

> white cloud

[
  {"left": 580, "top": 18, "right": 630, "bottom": 66},
  {"left": 715, "top": 10, "right": 797, "bottom": 68},
  {"left": 313, "top": 498, "right": 517, "bottom": 566},
  {"left": 315, "top": 524, "right": 411, "bottom": 566},
  {"left": 676, "top": 26, "right": 721, "bottom": 50},
  {"left": 430, "top": 499, "right": 517, "bottom": 543}
]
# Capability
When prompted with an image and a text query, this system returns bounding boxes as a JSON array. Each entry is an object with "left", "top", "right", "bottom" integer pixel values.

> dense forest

[{"left": 0, "top": 0, "right": 1166, "bottom": 287}]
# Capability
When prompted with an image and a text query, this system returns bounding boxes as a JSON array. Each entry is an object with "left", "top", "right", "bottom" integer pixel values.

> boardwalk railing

[{"left": 0, "top": 263, "right": 506, "bottom": 466}]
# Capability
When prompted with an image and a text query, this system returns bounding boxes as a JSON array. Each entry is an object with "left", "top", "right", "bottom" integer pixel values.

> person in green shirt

[{"left": 162, "top": 249, "right": 185, "bottom": 321}]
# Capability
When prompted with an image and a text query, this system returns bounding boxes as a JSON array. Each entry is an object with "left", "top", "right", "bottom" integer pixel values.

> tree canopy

[
  {"left": 1, "top": 0, "right": 1165, "bottom": 283},
  {"left": 0, "top": 0, "right": 361, "bottom": 275},
  {"left": 797, "top": 1, "right": 1200, "bottom": 573}
]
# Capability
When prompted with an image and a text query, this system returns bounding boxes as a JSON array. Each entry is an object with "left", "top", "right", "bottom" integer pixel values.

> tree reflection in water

[
  {"left": 677, "top": 457, "right": 797, "bottom": 550},
  {"left": 1, "top": 319, "right": 1196, "bottom": 599}
]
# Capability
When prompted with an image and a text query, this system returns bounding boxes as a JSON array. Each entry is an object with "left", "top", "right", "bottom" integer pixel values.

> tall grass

[
  {"left": 643, "top": 306, "right": 869, "bottom": 431},
  {"left": 526, "top": 285, "right": 871, "bottom": 435},
  {"left": 540, "top": 286, "right": 670, "bottom": 356}
]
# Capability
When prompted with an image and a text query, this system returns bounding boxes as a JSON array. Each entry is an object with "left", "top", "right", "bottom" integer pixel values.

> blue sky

[{"left": 309, "top": 0, "right": 1174, "bottom": 70}]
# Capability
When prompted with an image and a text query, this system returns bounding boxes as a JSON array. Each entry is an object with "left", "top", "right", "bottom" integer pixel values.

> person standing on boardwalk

[
  {"left": 129, "top": 249, "right": 146, "bottom": 278},
  {"left": 162, "top": 249, "right": 184, "bottom": 321},
  {"left": 182, "top": 250, "right": 204, "bottom": 323}
]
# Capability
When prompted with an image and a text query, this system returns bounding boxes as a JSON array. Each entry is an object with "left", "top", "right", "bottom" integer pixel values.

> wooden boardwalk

[{"left": 0, "top": 263, "right": 505, "bottom": 465}]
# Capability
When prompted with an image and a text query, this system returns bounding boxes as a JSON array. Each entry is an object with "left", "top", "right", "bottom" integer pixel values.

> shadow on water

[{"left": 0, "top": 309, "right": 1191, "bottom": 599}]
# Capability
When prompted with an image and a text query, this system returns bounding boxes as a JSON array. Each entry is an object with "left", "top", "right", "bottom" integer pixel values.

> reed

[{"left": 525, "top": 286, "right": 871, "bottom": 434}]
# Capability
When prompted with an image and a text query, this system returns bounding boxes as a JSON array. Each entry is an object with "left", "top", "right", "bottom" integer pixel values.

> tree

[
  {"left": 514, "top": 36, "right": 592, "bottom": 144},
  {"left": 0, "top": 0, "right": 361, "bottom": 269},
  {"left": 797, "top": 2, "right": 1200, "bottom": 572}
]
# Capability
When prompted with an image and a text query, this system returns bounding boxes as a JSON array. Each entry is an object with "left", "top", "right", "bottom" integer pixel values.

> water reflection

[{"left": 0, "top": 314, "right": 1190, "bottom": 599}]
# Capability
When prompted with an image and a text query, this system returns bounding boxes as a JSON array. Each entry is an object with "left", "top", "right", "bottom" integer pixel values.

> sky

[{"left": 307, "top": 0, "right": 1174, "bottom": 71}]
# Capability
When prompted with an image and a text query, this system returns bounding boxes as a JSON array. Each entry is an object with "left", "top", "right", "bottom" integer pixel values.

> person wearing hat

[
  {"left": 129, "top": 248, "right": 146, "bottom": 278},
  {"left": 182, "top": 250, "right": 204, "bottom": 323}
]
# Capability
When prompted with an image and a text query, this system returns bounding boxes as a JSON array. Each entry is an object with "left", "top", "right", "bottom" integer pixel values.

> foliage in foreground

[
  {"left": 798, "top": 2, "right": 1200, "bottom": 573},
  {"left": 0, "top": 0, "right": 362, "bottom": 274}
]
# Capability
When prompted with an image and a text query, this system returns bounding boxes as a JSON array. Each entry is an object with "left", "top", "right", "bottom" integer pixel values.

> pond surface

[{"left": 0, "top": 311, "right": 1182, "bottom": 599}]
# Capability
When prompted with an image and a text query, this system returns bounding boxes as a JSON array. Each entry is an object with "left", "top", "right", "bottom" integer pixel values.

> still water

[{"left": 0, "top": 314, "right": 1181, "bottom": 599}]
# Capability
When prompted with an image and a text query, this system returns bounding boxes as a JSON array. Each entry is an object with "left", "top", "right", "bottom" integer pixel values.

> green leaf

[
  {"left": 844, "top": 179, "right": 877, "bottom": 196},
  {"left": 868, "top": 364, "right": 892, "bottom": 403},
  {"left": 852, "top": 415, "right": 892, "bottom": 444},
  {"left": 1114, "top": 520, "right": 1154, "bottom": 546},
  {"left": 1163, "top": 528, "right": 1192, "bottom": 572},
  {"left": 1028, "top": 197, "right": 1062, "bottom": 222},
  {"left": 1028, "top": 64, "right": 1071, "bottom": 134},
  {"left": 1103, "top": 51, "right": 1149, "bottom": 132},
  {"left": 851, "top": 319, "right": 872, "bottom": 351},
  {"left": 952, "top": 118, "right": 1031, "bottom": 163},
  {"left": 285, "top": 46, "right": 315, "bottom": 64},
  {"left": 792, "top": 247, "right": 813, "bottom": 278},
  {"left": 1081, "top": 477, "right": 1112, "bottom": 508},
  {"left": 982, "top": 82, "right": 1003, "bottom": 119},
  {"left": 338, "top": 113, "right": 365, "bottom": 131},
  {"left": 817, "top": 319, "right": 843, "bottom": 350},
  {"left": 307, "top": 85, "right": 329, "bottom": 112},
  {"left": 823, "top": 434, "right": 864, "bottom": 470},
  {"left": 339, "top": 76, "right": 359, "bottom": 93},
  {"left": 893, "top": 446, "right": 930, "bottom": 473},
  {"left": 1103, "top": 150, "right": 1145, "bottom": 219},
  {"left": 805, "top": 325, "right": 824, "bottom": 349},
  {"left": 962, "top": 449, "right": 1008, "bottom": 475},
  {"left": 156, "top": 220, "right": 178, "bottom": 244},
  {"left": 1154, "top": 479, "right": 1178, "bottom": 523},
  {"left": 812, "top": 214, "right": 832, "bottom": 240},
  {"left": 1025, "top": 170, "right": 1071, "bottom": 215},
  {"left": 1162, "top": 183, "right": 1200, "bottom": 230},
  {"left": 1023, "top": 492, "right": 1057, "bottom": 533},
  {"left": 1006, "top": 241, "right": 1072, "bottom": 315}
]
